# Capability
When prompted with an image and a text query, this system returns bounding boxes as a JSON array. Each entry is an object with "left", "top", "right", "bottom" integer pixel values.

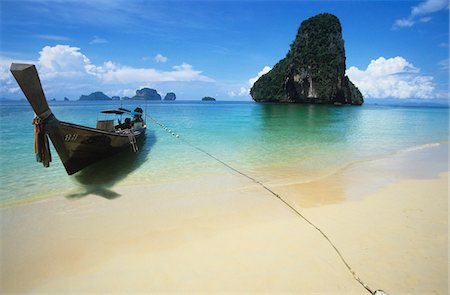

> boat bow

[{"left": 10, "top": 63, "right": 53, "bottom": 120}]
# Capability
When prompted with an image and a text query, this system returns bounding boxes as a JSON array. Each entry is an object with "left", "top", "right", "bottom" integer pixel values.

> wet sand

[{"left": 1, "top": 144, "right": 448, "bottom": 294}]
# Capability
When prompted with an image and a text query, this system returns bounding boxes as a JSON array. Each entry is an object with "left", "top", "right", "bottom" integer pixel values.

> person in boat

[
  {"left": 116, "top": 117, "right": 131, "bottom": 130},
  {"left": 122, "top": 117, "right": 131, "bottom": 129},
  {"left": 132, "top": 107, "right": 143, "bottom": 123}
]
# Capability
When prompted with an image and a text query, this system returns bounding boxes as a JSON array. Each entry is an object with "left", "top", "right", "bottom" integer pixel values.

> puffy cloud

[
  {"left": 394, "top": 0, "right": 448, "bottom": 28},
  {"left": 228, "top": 66, "right": 272, "bottom": 97},
  {"left": 249, "top": 66, "right": 271, "bottom": 87},
  {"left": 229, "top": 66, "right": 273, "bottom": 97},
  {"left": 228, "top": 87, "right": 249, "bottom": 97},
  {"left": 346, "top": 56, "right": 435, "bottom": 99},
  {"left": 38, "top": 45, "right": 93, "bottom": 78},
  {"left": 0, "top": 57, "right": 35, "bottom": 95},
  {"left": 154, "top": 53, "right": 168, "bottom": 63},
  {"left": 1, "top": 45, "right": 213, "bottom": 98},
  {"left": 98, "top": 62, "right": 213, "bottom": 84},
  {"left": 105, "top": 88, "right": 135, "bottom": 98}
]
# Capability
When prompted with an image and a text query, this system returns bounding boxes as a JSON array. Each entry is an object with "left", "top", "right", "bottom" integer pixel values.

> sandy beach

[{"left": 1, "top": 143, "right": 448, "bottom": 294}]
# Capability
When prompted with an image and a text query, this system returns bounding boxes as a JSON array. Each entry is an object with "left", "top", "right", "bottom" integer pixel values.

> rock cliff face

[
  {"left": 79, "top": 91, "right": 111, "bottom": 101},
  {"left": 250, "top": 13, "right": 363, "bottom": 105},
  {"left": 132, "top": 88, "right": 161, "bottom": 100},
  {"left": 164, "top": 92, "right": 176, "bottom": 101}
]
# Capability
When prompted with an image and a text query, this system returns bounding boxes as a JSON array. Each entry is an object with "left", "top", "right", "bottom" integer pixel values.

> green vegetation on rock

[
  {"left": 164, "top": 92, "right": 176, "bottom": 101},
  {"left": 250, "top": 13, "right": 363, "bottom": 105},
  {"left": 79, "top": 91, "right": 111, "bottom": 101},
  {"left": 201, "top": 96, "right": 216, "bottom": 101},
  {"left": 131, "top": 88, "right": 161, "bottom": 100}
]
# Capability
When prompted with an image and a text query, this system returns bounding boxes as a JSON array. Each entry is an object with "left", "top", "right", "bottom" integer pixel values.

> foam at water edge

[{"left": 401, "top": 142, "right": 443, "bottom": 153}]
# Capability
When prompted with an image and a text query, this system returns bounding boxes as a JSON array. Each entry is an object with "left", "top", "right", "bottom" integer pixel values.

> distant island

[
  {"left": 250, "top": 13, "right": 363, "bottom": 105},
  {"left": 79, "top": 91, "right": 111, "bottom": 101},
  {"left": 202, "top": 96, "right": 216, "bottom": 101},
  {"left": 64, "top": 97, "right": 70, "bottom": 101},
  {"left": 77, "top": 88, "right": 176, "bottom": 101},
  {"left": 131, "top": 88, "right": 161, "bottom": 100},
  {"left": 164, "top": 92, "right": 176, "bottom": 101}
]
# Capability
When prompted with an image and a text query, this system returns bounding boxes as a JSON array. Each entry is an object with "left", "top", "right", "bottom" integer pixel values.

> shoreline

[
  {"left": 1, "top": 140, "right": 448, "bottom": 209},
  {"left": 1, "top": 140, "right": 448, "bottom": 293}
]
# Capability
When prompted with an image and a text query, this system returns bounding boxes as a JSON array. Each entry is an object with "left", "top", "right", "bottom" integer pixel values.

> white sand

[{"left": 1, "top": 144, "right": 448, "bottom": 294}]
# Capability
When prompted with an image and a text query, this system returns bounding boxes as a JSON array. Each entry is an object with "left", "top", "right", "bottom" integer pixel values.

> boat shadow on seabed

[
  {"left": 8, "top": 63, "right": 155, "bottom": 200},
  {"left": 66, "top": 131, "right": 156, "bottom": 200}
]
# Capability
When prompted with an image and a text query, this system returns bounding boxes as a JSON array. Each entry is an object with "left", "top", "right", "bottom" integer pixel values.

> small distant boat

[{"left": 10, "top": 63, "right": 147, "bottom": 175}]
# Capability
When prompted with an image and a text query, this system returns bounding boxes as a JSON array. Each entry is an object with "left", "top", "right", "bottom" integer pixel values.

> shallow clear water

[{"left": 0, "top": 100, "right": 448, "bottom": 206}]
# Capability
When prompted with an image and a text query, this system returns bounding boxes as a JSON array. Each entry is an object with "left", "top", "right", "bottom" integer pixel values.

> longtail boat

[{"left": 10, "top": 63, "right": 147, "bottom": 175}]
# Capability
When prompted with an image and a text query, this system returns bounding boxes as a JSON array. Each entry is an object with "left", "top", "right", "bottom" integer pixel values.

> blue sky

[{"left": 1, "top": 0, "right": 448, "bottom": 102}]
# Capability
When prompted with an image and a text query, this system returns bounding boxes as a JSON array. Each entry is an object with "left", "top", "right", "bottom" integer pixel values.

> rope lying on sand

[{"left": 146, "top": 114, "right": 386, "bottom": 295}]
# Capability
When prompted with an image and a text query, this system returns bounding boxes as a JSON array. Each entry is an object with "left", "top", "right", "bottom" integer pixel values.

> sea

[{"left": 0, "top": 100, "right": 448, "bottom": 207}]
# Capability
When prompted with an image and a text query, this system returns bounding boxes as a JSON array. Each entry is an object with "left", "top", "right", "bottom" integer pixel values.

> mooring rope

[{"left": 145, "top": 114, "right": 381, "bottom": 295}]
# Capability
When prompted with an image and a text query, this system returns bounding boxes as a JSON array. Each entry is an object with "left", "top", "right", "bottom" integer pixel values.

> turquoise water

[{"left": 0, "top": 100, "right": 448, "bottom": 206}]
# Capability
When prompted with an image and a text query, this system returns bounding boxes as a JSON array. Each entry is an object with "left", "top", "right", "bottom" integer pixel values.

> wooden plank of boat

[{"left": 10, "top": 63, "right": 146, "bottom": 175}]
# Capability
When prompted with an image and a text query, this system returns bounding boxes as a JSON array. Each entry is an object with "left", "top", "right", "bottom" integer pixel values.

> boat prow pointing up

[{"left": 10, "top": 63, "right": 147, "bottom": 175}]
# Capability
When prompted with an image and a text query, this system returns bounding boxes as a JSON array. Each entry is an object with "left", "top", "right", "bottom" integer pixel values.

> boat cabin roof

[
  {"left": 99, "top": 108, "right": 143, "bottom": 115},
  {"left": 99, "top": 109, "right": 128, "bottom": 115}
]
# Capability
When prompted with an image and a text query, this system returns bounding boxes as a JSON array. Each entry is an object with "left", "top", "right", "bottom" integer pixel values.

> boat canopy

[
  {"left": 99, "top": 107, "right": 143, "bottom": 115},
  {"left": 99, "top": 109, "right": 128, "bottom": 115}
]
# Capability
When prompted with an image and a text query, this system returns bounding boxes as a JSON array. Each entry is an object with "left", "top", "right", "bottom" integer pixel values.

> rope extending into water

[{"left": 145, "top": 114, "right": 377, "bottom": 294}]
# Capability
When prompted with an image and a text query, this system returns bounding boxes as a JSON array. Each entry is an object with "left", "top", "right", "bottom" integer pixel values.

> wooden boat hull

[
  {"left": 10, "top": 63, "right": 148, "bottom": 175},
  {"left": 45, "top": 115, "right": 146, "bottom": 175}
]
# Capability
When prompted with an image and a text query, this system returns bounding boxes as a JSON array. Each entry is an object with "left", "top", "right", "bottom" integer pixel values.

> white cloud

[
  {"left": 394, "top": 18, "right": 415, "bottom": 28},
  {"left": 346, "top": 56, "right": 435, "bottom": 99},
  {"left": 0, "top": 56, "right": 36, "bottom": 96},
  {"left": 154, "top": 53, "right": 168, "bottom": 63},
  {"left": 1, "top": 45, "right": 213, "bottom": 98},
  {"left": 438, "top": 58, "right": 449, "bottom": 71},
  {"left": 228, "top": 66, "right": 272, "bottom": 98},
  {"left": 98, "top": 62, "right": 213, "bottom": 84},
  {"left": 228, "top": 87, "right": 249, "bottom": 97},
  {"left": 38, "top": 45, "right": 93, "bottom": 78},
  {"left": 36, "top": 46, "right": 211, "bottom": 83},
  {"left": 394, "top": 0, "right": 448, "bottom": 28},
  {"left": 89, "top": 36, "right": 108, "bottom": 45},
  {"left": 238, "top": 87, "right": 248, "bottom": 96},
  {"left": 419, "top": 16, "right": 432, "bottom": 23},
  {"left": 411, "top": 0, "right": 449, "bottom": 16},
  {"left": 105, "top": 88, "right": 135, "bottom": 97},
  {"left": 249, "top": 66, "right": 271, "bottom": 87}
]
